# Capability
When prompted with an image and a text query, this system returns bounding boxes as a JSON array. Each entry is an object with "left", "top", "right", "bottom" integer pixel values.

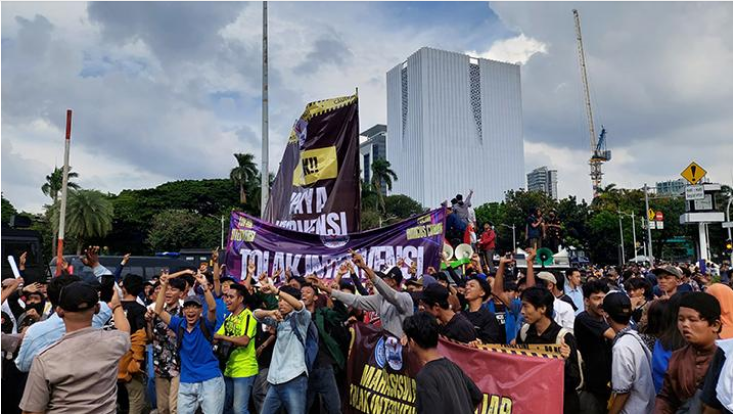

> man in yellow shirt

[{"left": 215, "top": 283, "right": 258, "bottom": 414}]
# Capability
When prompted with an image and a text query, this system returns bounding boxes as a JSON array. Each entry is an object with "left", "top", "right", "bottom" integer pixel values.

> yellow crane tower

[{"left": 573, "top": 9, "right": 611, "bottom": 196}]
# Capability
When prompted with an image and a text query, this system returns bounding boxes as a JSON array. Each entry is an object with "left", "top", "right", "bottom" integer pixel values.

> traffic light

[{"left": 726, "top": 239, "right": 733, "bottom": 254}]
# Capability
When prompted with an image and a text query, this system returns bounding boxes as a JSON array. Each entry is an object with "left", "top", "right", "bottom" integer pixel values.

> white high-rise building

[
  {"left": 386, "top": 47, "right": 524, "bottom": 208},
  {"left": 527, "top": 166, "right": 558, "bottom": 200}
]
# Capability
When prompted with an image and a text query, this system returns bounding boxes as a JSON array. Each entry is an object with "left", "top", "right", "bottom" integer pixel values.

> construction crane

[{"left": 573, "top": 9, "right": 611, "bottom": 196}]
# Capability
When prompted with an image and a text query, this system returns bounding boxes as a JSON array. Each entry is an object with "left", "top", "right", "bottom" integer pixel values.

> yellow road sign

[
  {"left": 648, "top": 209, "right": 655, "bottom": 221},
  {"left": 681, "top": 162, "right": 707, "bottom": 185}
]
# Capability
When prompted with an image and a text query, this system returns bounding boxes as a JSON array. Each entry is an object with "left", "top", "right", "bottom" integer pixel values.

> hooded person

[{"left": 706, "top": 283, "right": 733, "bottom": 339}]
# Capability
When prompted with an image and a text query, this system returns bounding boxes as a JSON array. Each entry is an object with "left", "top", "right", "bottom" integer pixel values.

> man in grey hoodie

[
  {"left": 325, "top": 250, "right": 414, "bottom": 338},
  {"left": 452, "top": 190, "right": 473, "bottom": 227}
]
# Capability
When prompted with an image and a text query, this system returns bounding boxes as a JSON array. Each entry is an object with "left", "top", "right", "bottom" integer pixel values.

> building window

[
  {"left": 373, "top": 145, "right": 380, "bottom": 160},
  {"left": 364, "top": 154, "right": 371, "bottom": 183},
  {"left": 469, "top": 62, "right": 482, "bottom": 141},
  {"left": 401, "top": 66, "right": 408, "bottom": 140}
]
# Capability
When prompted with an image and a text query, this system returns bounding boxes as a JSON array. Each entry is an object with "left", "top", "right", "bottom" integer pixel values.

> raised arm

[
  {"left": 347, "top": 261, "right": 369, "bottom": 296},
  {"left": 524, "top": 248, "right": 536, "bottom": 288},
  {"left": 211, "top": 249, "right": 222, "bottom": 297},
  {"left": 194, "top": 272, "right": 217, "bottom": 322},
  {"left": 261, "top": 279, "right": 303, "bottom": 311},
  {"left": 352, "top": 251, "right": 410, "bottom": 313},
  {"left": 108, "top": 289, "right": 130, "bottom": 334},
  {"left": 153, "top": 275, "right": 172, "bottom": 325},
  {"left": 493, "top": 255, "right": 514, "bottom": 306}
]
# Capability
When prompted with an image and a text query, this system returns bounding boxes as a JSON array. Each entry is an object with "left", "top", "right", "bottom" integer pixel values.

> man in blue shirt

[
  {"left": 15, "top": 274, "right": 112, "bottom": 372},
  {"left": 154, "top": 272, "right": 224, "bottom": 414},
  {"left": 254, "top": 282, "right": 311, "bottom": 414},
  {"left": 564, "top": 268, "right": 585, "bottom": 315}
]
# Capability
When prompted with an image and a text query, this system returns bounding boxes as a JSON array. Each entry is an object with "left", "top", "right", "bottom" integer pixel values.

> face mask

[{"left": 25, "top": 302, "right": 45, "bottom": 316}]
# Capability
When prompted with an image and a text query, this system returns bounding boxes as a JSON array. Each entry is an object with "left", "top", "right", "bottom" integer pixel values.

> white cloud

[{"left": 467, "top": 33, "right": 548, "bottom": 65}]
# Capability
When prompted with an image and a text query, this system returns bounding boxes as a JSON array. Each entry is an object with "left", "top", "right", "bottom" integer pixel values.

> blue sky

[{"left": 2, "top": 2, "right": 732, "bottom": 213}]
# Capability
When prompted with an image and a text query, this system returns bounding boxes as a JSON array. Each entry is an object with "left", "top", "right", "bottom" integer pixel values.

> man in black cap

[
  {"left": 327, "top": 250, "right": 413, "bottom": 337},
  {"left": 463, "top": 276, "right": 504, "bottom": 344},
  {"left": 418, "top": 283, "right": 476, "bottom": 343},
  {"left": 603, "top": 292, "right": 655, "bottom": 414},
  {"left": 19, "top": 282, "right": 131, "bottom": 414}
]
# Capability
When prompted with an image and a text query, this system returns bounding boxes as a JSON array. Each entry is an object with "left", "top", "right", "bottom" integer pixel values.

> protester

[
  {"left": 516, "top": 287, "right": 581, "bottom": 413},
  {"left": 446, "top": 205, "right": 467, "bottom": 247},
  {"left": 153, "top": 272, "right": 225, "bottom": 414},
  {"left": 624, "top": 277, "right": 651, "bottom": 324},
  {"left": 418, "top": 283, "right": 476, "bottom": 343},
  {"left": 403, "top": 312, "right": 482, "bottom": 414},
  {"left": 706, "top": 283, "right": 733, "bottom": 339},
  {"left": 463, "top": 276, "right": 504, "bottom": 344},
  {"left": 253, "top": 281, "right": 311, "bottom": 414},
  {"left": 655, "top": 292, "right": 722, "bottom": 413},
  {"left": 493, "top": 249, "right": 537, "bottom": 343},
  {"left": 574, "top": 280, "right": 613, "bottom": 413},
  {"left": 650, "top": 294, "right": 687, "bottom": 393},
  {"left": 544, "top": 209, "right": 562, "bottom": 253},
  {"left": 215, "top": 283, "right": 258, "bottom": 414},
  {"left": 328, "top": 250, "right": 413, "bottom": 338},
  {"left": 536, "top": 271, "right": 576, "bottom": 331},
  {"left": 564, "top": 268, "right": 584, "bottom": 314},
  {"left": 146, "top": 277, "right": 186, "bottom": 414},
  {"left": 299, "top": 279, "right": 349, "bottom": 414},
  {"left": 700, "top": 338, "right": 733, "bottom": 414},
  {"left": 478, "top": 222, "right": 496, "bottom": 272},
  {"left": 526, "top": 207, "right": 543, "bottom": 250},
  {"left": 19, "top": 282, "right": 131, "bottom": 413},
  {"left": 452, "top": 190, "right": 473, "bottom": 227},
  {"left": 603, "top": 292, "right": 655, "bottom": 414},
  {"left": 119, "top": 273, "right": 149, "bottom": 414}
]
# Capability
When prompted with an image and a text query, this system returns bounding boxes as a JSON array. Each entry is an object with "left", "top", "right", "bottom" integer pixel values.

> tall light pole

[
  {"left": 618, "top": 211, "right": 625, "bottom": 265},
  {"left": 631, "top": 211, "right": 638, "bottom": 259},
  {"left": 726, "top": 196, "right": 732, "bottom": 264},
  {"left": 56, "top": 110, "right": 72, "bottom": 275},
  {"left": 644, "top": 183, "right": 654, "bottom": 264},
  {"left": 260, "top": 1, "right": 269, "bottom": 216}
]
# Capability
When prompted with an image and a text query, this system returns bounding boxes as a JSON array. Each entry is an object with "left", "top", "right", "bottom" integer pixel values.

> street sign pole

[
  {"left": 644, "top": 184, "right": 654, "bottom": 264},
  {"left": 727, "top": 196, "right": 733, "bottom": 264},
  {"left": 631, "top": 211, "right": 638, "bottom": 259}
]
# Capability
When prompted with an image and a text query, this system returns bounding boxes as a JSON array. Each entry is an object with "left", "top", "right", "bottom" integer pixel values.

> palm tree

[
  {"left": 370, "top": 159, "right": 398, "bottom": 214},
  {"left": 42, "top": 167, "right": 81, "bottom": 257},
  {"left": 41, "top": 166, "right": 81, "bottom": 203},
  {"left": 230, "top": 153, "right": 258, "bottom": 205},
  {"left": 51, "top": 189, "right": 114, "bottom": 254}
]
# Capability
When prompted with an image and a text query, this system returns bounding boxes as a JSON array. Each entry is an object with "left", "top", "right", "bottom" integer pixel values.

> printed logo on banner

[
  {"left": 292, "top": 146, "right": 339, "bottom": 186},
  {"left": 385, "top": 337, "right": 404, "bottom": 370},
  {"left": 374, "top": 337, "right": 386, "bottom": 368},
  {"left": 320, "top": 234, "right": 351, "bottom": 248}
]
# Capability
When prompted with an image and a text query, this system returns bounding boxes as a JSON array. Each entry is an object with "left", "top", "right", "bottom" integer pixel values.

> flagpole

[
  {"left": 56, "top": 110, "right": 72, "bottom": 275},
  {"left": 260, "top": 0, "right": 269, "bottom": 216}
]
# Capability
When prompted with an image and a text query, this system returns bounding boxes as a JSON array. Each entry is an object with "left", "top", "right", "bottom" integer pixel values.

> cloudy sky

[{"left": 2, "top": 1, "right": 732, "bottom": 213}]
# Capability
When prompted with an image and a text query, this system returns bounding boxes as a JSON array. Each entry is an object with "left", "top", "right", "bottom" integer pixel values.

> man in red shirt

[{"left": 478, "top": 222, "right": 497, "bottom": 273}]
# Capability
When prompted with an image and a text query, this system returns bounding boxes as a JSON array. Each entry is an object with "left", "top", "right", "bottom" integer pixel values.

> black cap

[
  {"left": 434, "top": 271, "right": 449, "bottom": 282},
  {"left": 58, "top": 282, "right": 99, "bottom": 312},
  {"left": 652, "top": 265, "right": 682, "bottom": 278},
  {"left": 183, "top": 295, "right": 203, "bottom": 308},
  {"left": 380, "top": 267, "right": 404, "bottom": 284},
  {"left": 418, "top": 283, "right": 450, "bottom": 306},
  {"left": 602, "top": 292, "right": 632, "bottom": 321},
  {"left": 469, "top": 276, "right": 491, "bottom": 300}
]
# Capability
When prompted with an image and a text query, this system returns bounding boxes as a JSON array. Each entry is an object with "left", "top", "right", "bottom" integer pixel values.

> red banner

[{"left": 346, "top": 323, "right": 564, "bottom": 414}]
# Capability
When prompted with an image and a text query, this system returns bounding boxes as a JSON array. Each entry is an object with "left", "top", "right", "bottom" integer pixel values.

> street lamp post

[
  {"left": 631, "top": 211, "right": 638, "bottom": 260},
  {"left": 726, "top": 195, "right": 732, "bottom": 264},
  {"left": 618, "top": 211, "right": 625, "bottom": 265}
]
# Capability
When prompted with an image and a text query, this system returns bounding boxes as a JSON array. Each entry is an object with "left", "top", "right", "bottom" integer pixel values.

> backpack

[
  {"left": 291, "top": 316, "right": 319, "bottom": 373},
  {"left": 519, "top": 324, "right": 585, "bottom": 391}
]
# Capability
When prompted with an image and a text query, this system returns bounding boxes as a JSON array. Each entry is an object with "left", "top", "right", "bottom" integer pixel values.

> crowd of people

[{"left": 2, "top": 232, "right": 733, "bottom": 414}]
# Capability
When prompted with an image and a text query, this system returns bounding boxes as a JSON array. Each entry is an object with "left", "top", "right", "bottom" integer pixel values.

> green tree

[
  {"left": 51, "top": 189, "right": 114, "bottom": 254},
  {"left": 384, "top": 195, "right": 424, "bottom": 220},
  {"left": 370, "top": 159, "right": 398, "bottom": 214},
  {"left": 41, "top": 167, "right": 81, "bottom": 203},
  {"left": 146, "top": 209, "right": 219, "bottom": 251},
  {"left": 1, "top": 194, "right": 18, "bottom": 225},
  {"left": 230, "top": 153, "right": 258, "bottom": 205}
]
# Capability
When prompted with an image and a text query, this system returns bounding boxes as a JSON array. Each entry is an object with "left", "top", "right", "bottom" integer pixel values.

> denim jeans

[
  {"left": 260, "top": 374, "right": 308, "bottom": 414},
  {"left": 224, "top": 375, "right": 256, "bottom": 414},
  {"left": 252, "top": 368, "right": 271, "bottom": 414},
  {"left": 178, "top": 376, "right": 225, "bottom": 414},
  {"left": 306, "top": 366, "right": 342, "bottom": 414}
]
